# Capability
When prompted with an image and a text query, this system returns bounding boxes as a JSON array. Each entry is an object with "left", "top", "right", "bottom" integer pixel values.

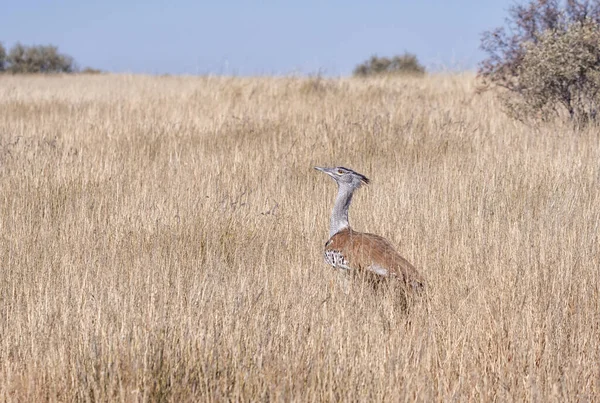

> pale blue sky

[{"left": 2, "top": 1, "right": 513, "bottom": 75}]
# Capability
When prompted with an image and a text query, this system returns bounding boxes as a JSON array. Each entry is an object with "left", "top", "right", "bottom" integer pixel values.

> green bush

[
  {"left": 510, "top": 19, "right": 600, "bottom": 123},
  {"left": 0, "top": 43, "right": 6, "bottom": 72},
  {"left": 80, "top": 67, "right": 103, "bottom": 74},
  {"left": 479, "top": 0, "right": 600, "bottom": 124},
  {"left": 5, "top": 43, "right": 76, "bottom": 74},
  {"left": 353, "top": 53, "right": 425, "bottom": 77}
]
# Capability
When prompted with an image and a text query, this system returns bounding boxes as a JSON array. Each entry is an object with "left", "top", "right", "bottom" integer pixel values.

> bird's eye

[{"left": 337, "top": 169, "right": 344, "bottom": 175}]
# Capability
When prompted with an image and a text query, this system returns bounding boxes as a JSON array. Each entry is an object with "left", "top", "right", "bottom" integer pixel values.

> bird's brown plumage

[{"left": 325, "top": 227, "right": 425, "bottom": 291}]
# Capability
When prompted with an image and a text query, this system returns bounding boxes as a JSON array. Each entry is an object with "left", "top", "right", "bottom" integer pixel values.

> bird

[{"left": 314, "top": 166, "right": 425, "bottom": 293}]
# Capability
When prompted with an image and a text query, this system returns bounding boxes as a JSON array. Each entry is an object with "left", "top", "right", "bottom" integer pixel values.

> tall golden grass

[{"left": 0, "top": 73, "right": 598, "bottom": 401}]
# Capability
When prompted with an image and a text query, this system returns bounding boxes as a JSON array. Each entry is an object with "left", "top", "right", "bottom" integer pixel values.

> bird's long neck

[{"left": 330, "top": 185, "right": 354, "bottom": 237}]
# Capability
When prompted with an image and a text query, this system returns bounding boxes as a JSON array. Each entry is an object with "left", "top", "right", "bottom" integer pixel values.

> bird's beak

[
  {"left": 315, "top": 167, "right": 337, "bottom": 182},
  {"left": 314, "top": 166, "right": 334, "bottom": 178}
]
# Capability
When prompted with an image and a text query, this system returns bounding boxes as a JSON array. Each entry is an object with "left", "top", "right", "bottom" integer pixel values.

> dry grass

[{"left": 0, "top": 73, "right": 599, "bottom": 402}]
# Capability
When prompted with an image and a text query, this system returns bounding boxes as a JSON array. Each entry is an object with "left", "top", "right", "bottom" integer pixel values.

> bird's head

[{"left": 314, "top": 166, "right": 370, "bottom": 190}]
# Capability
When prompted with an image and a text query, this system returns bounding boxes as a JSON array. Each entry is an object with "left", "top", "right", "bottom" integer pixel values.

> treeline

[{"left": 0, "top": 42, "right": 100, "bottom": 74}]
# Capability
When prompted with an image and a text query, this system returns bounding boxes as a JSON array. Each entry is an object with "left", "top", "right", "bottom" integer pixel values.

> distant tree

[
  {"left": 0, "top": 43, "right": 6, "bottom": 72},
  {"left": 6, "top": 43, "right": 77, "bottom": 73},
  {"left": 479, "top": 0, "right": 600, "bottom": 124},
  {"left": 353, "top": 53, "right": 425, "bottom": 77}
]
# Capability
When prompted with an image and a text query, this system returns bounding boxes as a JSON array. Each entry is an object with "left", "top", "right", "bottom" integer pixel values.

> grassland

[{"left": 0, "top": 73, "right": 598, "bottom": 401}]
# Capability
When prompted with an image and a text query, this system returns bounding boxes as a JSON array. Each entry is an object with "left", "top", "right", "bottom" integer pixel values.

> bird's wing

[{"left": 325, "top": 228, "right": 425, "bottom": 289}]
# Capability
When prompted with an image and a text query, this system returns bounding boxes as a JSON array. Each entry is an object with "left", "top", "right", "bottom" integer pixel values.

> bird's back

[{"left": 325, "top": 227, "right": 425, "bottom": 290}]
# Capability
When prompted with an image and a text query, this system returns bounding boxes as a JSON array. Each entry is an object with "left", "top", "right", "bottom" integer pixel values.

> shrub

[
  {"left": 6, "top": 43, "right": 76, "bottom": 74},
  {"left": 6, "top": 43, "right": 25, "bottom": 73},
  {"left": 353, "top": 53, "right": 425, "bottom": 77},
  {"left": 81, "top": 67, "right": 103, "bottom": 74},
  {"left": 0, "top": 43, "right": 6, "bottom": 72},
  {"left": 479, "top": 0, "right": 600, "bottom": 124},
  {"left": 511, "top": 19, "right": 600, "bottom": 122}
]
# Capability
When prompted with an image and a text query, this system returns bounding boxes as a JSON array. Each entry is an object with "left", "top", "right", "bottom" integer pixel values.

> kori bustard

[{"left": 315, "top": 166, "right": 424, "bottom": 292}]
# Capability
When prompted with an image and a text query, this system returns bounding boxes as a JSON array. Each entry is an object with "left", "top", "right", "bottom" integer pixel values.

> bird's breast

[{"left": 324, "top": 249, "right": 350, "bottom": 270}]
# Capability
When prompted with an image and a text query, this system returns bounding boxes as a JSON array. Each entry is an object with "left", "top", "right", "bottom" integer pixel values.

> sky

[{"left": 2, "top": 0, "right": 514, "bottom": 76}]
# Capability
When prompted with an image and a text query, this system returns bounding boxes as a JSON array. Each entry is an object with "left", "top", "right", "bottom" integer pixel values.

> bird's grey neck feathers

[{"left": 330, "top": 184, "right": 354, "bottom": 237}]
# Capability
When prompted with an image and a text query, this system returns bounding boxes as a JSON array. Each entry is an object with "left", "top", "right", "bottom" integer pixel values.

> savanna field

[{"left": 0, "top": 73, "right": 599, "bottom": 401}]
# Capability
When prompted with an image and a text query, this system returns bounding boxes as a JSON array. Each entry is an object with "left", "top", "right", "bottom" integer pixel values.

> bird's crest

[{"left": 336, "top": 166, "right": 370, "bottom": 187}]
